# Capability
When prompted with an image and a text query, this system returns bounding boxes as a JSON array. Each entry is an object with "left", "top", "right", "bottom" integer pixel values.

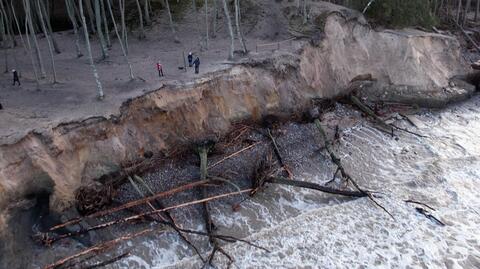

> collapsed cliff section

[{"left": 0, "top": 10, "right": 474, "bottom": 220}]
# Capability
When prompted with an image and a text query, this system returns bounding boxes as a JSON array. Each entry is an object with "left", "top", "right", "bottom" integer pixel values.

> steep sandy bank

[{"left": 0, "top": 11, "right": 474, "bottom": 220}]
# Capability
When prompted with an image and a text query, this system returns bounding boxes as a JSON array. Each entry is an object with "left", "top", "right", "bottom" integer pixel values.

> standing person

[
  {"left": 188, "top": 52, "right": 193, "bottom": 67},
  {"left": 156, "top": 62, "right": 164, "bottom": 77},
  {"left": 12, "top": 70, "right": 20, "bottom": 86},
  {"left": 193, "top": 57, "right": 200, "bottom": 74}
]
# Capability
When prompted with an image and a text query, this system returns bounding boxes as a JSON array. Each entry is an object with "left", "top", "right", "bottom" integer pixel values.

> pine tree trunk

[
  {"left": 80, "top": 0, "right": 104, "bottom": 99},
  {"left": 164, "top": 0, "right": 180, "bottom": 43},
  {"left": 212, "top": 0, "right": 217, "bottom": 38},
  {"left": 144, "top": 0, "right": 151, "bottom": 25},
  {"left": 35, "top": 0, "right": 57, "bottom": 83},
  {"left": 476, "top": 0, "right": 480, "bottom": 21},
  {"left": 94, "top": 0, "right": 108, "bottom": 59},
  {"left": 456, "top": 0, "right": 462, "bottom": 23},
  {"left": 23, "top": 0, "right": 46, "bottom": 78},
  {"left": 234, "top": 0, "right": 247, "bottom": 53},
  {"left": 464, "top": 0, "right": 472, "bottom": 26},
  {"left": 9, "top": 0, "right": 27, "bottom": 53},
  {"left": 39, "top": 0, "right": 61, "bottom": 53},
  {"left": 192, "top": 0, "right": 196, "bottom": 12},
  {"left": 205, "top": 0, "right": 208, "bottom": 50},
  {"left": 85, "top": 0, "right": 97, "bottom": 34},
  {"left": 0, "top": 0, "right": 15, "bottom": 48},
  {"left": 19, "top": 2, "right": 40, "bottom": 86},
  {"left": 303, "top": 0, "right": 307, "bottom": 24},
  {"left": 106, "top": 0, "right": 134, "bottom": 80},
  {"left": 222, "top": 0, "right": 234, "bottom": 60},
  {"left": 65, "top": 0, "right": 83, "bottom": 57},
  {"left": 100, "top": 0, "right": 111, "bottom": 47},
  {"left": 134, "top": 0, "right": 146, "bottom": 39},
  {"left": 119, "top": 0, "right": 128, "bottom": 54},
  {"left": 0, "top": 12, "right": 8, "bottom": 74}
]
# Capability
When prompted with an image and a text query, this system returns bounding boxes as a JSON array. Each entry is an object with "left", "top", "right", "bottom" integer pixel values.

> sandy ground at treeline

[{"left": 0, "top": 2, "right": 293, "bottom": 145}]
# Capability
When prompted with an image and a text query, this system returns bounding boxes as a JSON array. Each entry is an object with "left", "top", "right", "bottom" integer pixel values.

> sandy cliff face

[{"left": 0, "top": 12, "right": 473, "bottom": 215}]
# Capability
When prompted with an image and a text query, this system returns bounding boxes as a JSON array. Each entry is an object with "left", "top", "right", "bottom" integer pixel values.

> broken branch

[
  {"left": 49, "top": 179, "right": 211, "bottom": 232},
  {"left": 43, "top": 228, "right": 155, "bottom": 269}
]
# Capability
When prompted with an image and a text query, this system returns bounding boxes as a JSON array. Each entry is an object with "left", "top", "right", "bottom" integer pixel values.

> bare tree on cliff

[
  {"left": 35, "top": 0, "right": 57, "bottom": 83},
  {"left": 222, "top": 0, "right": 235, "bottom": 60},
  {"left": 106, "top": 0, "right": 134, "bottom": 80},
  {"left": 164, "top": 0, "right": 180, "bottom": 43},
  {"left": 65, "top": 0, "right": 83, "bottom": 57},
  {"left": 119, "top": 0, "right": 129, "bottom": 54},
  {"left": 94, "top": 0, "right": 109, "bottom": 59},
  {"left": 234, "top": 0, "right": 247, "bottom": 53},
  {"left": 134, "top": 0, "right": 146, "bottom": 39},
  {"left": 100, "top": 0, "right": 111, "bottom": 47},
  {"left": 23, "top": 0, "right": 46, "bottom": 78},
  {"left": 212, "top": 0, "right": 218, "bottom": 38},
  {"left": 463, "top": 0, "right": 472, "bottom": 26},
  {"left": 16, "top": 1, "right": 40, "bottom": 87},
  {"left": 85, "top": 0, "right": 97, "bottom": 34},
  {"left": 144, "top": 0, "right": 151, "bottom": 25},
  {"left": 80, "top": 0, "right": 104, "bottom": 99},
  {"left": 38, "top": 0, "right": 61, "bottom": 54},
  {"left": 205, "top": 0, "right": 209, "bottom": 50}
]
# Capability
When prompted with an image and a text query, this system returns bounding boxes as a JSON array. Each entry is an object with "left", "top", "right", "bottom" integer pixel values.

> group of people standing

[
  {"left": 155, "top": 52, "right": 201, "bottom": 78},
  {"left": 187, "top": 52, "right": 201, "bottom": 74}
]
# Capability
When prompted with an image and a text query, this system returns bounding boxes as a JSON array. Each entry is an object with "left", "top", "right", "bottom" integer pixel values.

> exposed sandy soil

[{"left": 0, "top": 1, "right": 295, "bottom": 145}]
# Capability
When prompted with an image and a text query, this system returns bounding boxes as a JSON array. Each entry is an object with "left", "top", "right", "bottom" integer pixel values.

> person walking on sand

[
  {"left": 12, "top": 69, "right": 20, "bottom": 86},
  {"left": 193, "top": 57, "right": 200, "bottom": 74},
  {"left": 188, "top": 52, "right": 193, "bottom": 67},
  {"left": 156, "top": 62, "right": 164, "bottom": 77}
]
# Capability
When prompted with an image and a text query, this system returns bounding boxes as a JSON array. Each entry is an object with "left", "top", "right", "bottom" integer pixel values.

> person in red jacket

[{"left": 156, "top": 62, "right": 164, "bottom": 77}]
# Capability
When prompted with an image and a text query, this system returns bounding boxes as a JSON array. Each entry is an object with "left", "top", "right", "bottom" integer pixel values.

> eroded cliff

[{"left": 0, "top": 12, "right": 473, "bottom": 221}]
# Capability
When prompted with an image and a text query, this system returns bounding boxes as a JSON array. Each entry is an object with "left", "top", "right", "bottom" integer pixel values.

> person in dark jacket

[
  {"left": 193, "top": 57, "right": 200, "bottom": 74},
  {"left": 188, "top": 52, "right": 193, "bottom": 67},
  {"left": 12, "top": 69, "right": 20, "bottom": 86}
]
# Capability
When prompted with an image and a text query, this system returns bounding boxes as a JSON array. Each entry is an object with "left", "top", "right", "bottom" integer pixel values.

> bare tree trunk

[
  {"left": 303, "top": 0, "right": 307, "bottom": 24},
  {"left": 39, "top": 0, "right": 61, "bottom": 53},
  {"left": 222, "top": 0, "right": 234, "bottom": 60},
  {"left": 192, "top": 0, "right": 196, "bottom": 12},
  {"left": 0, "top": 0, "right": 15, "bottom": 48},
  {"left": 212, "top": 0, "right": 217, "bottom": 38},
  {"left": 94, "top": 0, "right": 108, "bottom": 59},
  {"left": 205, "top": 0, "right": 208, "bottom": 50},
  {"left": 9, "top": 0, "right": 27, "bottom": 52},
  {"left": 19, "top": 3, "right": 40, "bottom": 86},
  {"left": 100, "top": 0, "right": 111, "bottom": 47},
  {"left": 80, "top": 0, "right": 104, "bottom": 99},
  {"left": 456, "top": 0, "right": 462, "bottom": 23},
  {"left": 476, "top": 0, "right": 480, "bottom": 21},
  {"left": 144, "top": 0, "right": 151, "bottom": 25},
  {"left": 85, "top": 0, "right": 97, "bottom": 34},
  {"left": 36, "top": 0, "right": 57, "bottom": 83},
  {"left": 464, "top": 0, "right": 472, "bottom": 26},
  {"left": 24, "top": 0, "right": 46, "bottom": 78},
  {"left": 119, "top": 0, "right": 128, "bottom": 54},
  {"left": 65, "top": 0, "right": 83, "bottom": 57},
  {"left": 106, "top": 0, "right": 134, "bottom": 80},
  {"left": 134, "top": 0, "right": 146, "bottom": 39},
  {"left": 234, "top": 0, "right": 247, "bottom": 53},
  {"left": 0, "top": 12, "right": 8, "bottom": 74},
  {"left": 164, "top": 0, "right": 180, "bottom": 43}
]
